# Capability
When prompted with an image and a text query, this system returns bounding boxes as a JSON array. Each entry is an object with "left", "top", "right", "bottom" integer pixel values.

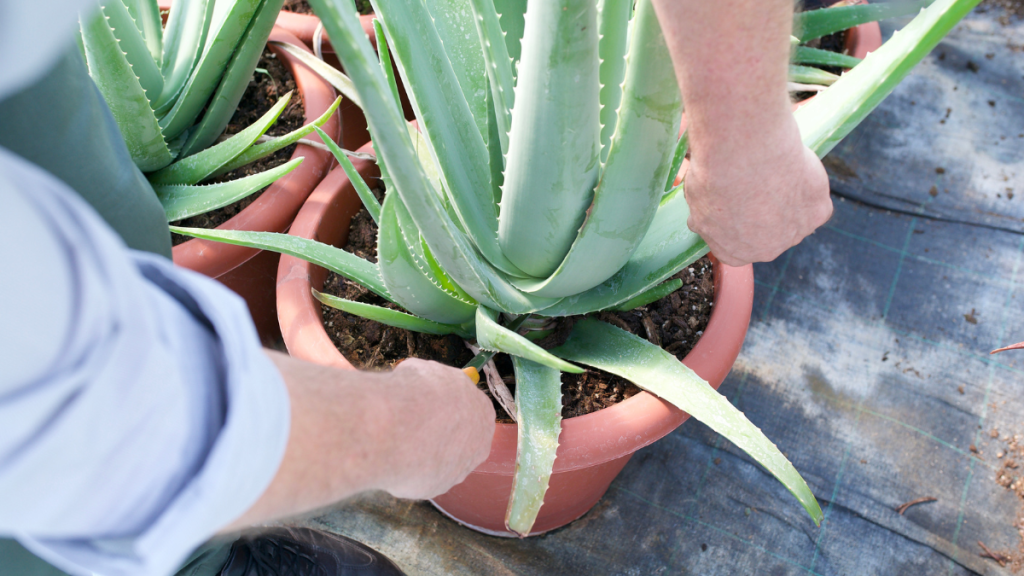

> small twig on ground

[
  {"left": 978, "top": 540, "right": 1009, "bottom": 566},
  {"left": 895, "top": 496, "right": 937, "bottom": 515}
]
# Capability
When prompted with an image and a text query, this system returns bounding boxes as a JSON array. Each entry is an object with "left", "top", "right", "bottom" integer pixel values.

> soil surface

[
  {"left": 170, "top": 47, "right": 305, "bottom": 245},
  {"left": 978, "top": 0, "right": 1024, "bottom": 23},
  {"left": 985, "top": 429, "right": 1024, "bottom": 570},
  {"left": 319, "top": 193, "right": 715, "bottom": 422}
]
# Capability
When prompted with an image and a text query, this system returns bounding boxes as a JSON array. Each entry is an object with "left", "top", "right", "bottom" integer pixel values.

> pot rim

[
  {"left": 171, "top": 26, "right": 340, "bottom": 278},
  {"left": 277, "top": 161, "right": 755, "bottom": 474}
]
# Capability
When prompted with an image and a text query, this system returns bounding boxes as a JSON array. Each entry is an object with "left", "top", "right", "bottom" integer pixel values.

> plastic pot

[
  {"left": 276, "top": 161, "right": 755, "bottom": 537},
  {"left": 172, "top": 27, "right": 340, "bottom": 344}
]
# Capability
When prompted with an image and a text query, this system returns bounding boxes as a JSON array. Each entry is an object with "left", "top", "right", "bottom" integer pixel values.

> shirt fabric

[{"left": 0, "top": 147, "right": 291, "bottom": 576}]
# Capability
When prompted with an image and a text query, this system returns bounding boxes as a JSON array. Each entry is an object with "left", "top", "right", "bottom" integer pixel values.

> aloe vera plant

[
  {"left": 80, "top": 0, "right": 342, "bottom": 220},
  {"left": 173, "top": 0, "right": 979, "bottom": 535}
]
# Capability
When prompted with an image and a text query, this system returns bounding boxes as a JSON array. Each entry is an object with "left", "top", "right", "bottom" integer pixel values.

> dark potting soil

[
  {"left": 170, "top": 47, "right": 305, "bottom": 246},
  {"left": 319, "top": 194, "right": 715, "bottom": 423},
  {"left": 282, "top": 0, "right": 373, "bottom": 15}
]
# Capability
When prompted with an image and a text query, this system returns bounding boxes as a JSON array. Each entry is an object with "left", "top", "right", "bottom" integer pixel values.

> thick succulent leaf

[
  {"left": 157, "top": 0, "right": 214, "bottom": 111},
  {"left": 159, "top": 0, "right": 264, "bottom": 140},
  {"left": 378, "top": 194, "right": 477, "bottom": 325},
  {"left": 475, "top": 307, "right": 584, "bottom": 373},
  {"left": 794, "top": 0, "right": 929, "bottom": 42},
  {"left": 213, "top": 97, "right": 342, "bottom": 177},
  {"left": 597, "top": 0, "right": 632, "bottom": 163},
  {"left": 498, "top": 0, "right": 602, "bottom": 278},
  {"left": 123, "top": 0, "right": 163, "bottom": 64},
  {"left": 664, "top": 130, "right": 688, "bottom": 192},
  {"left": 169, "top": 225, "right": 392, "bottom": 300},
  {"left": 469, "top": 0, "right": 515, "bottom": 157},
  {"left": 310, "top": 0, "right": 560, "bottom": 314},
  {"left": 425, "top": 0, "right": 489, "bottom": 145},
  {"left": 373, "top": 19, "right": 403, "bottom": 111},
  {"left": 789, "top": 64, "right": 839, "bottom": 86},
  {"left": 535, "top": 188, "right": 708, "bottom": 317},
  {"left": 796, "top": 0, "right": 979, "bottom": 158},
  {"left": 372, "top": 0, "right": 526, "bottom": 278},
  {"left": 181, "top": 0, "right": 287, "bottom": 156},
  {"left": 492, "top": 0, "right": 527, "bottom": 81},
  {"left": 272, "top": 41, "right": 362, "bottom": 107},
  {"left": 505, "top": 356, "right": 563, "bottom": 536},
  {"left": 609, "top": 278, "right": 683, "bottom": 312},
  {"left": 311, "top": 125, "right": 382, "bottom": 224},
  {"left": 80, "top": 7, "right": 173, "bottom": 172},
  {"left": 551, "top": 319, "right": 824, "bottom": 525},
  {"left": 313, "top": 290, "right": 472, "bottom": 338},
  {"left": 156, "top": 157, "right": 302, "bottom": 220},
  {"left": 792, "top": 45, "right": 862, "bottom": 68},
  {"left": 101, "top": 0, "right": 163, "bottom": 103},
  {"left": 510, "top": 0, "right": 681, "bottom": 298},
  {"left": 149, "top": 91, "right": 292, "bottom": 186}
]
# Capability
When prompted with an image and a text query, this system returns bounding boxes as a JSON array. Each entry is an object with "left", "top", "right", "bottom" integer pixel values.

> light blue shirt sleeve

[{"left": 0, "top": 148, "right": 291, "bottom": 576}]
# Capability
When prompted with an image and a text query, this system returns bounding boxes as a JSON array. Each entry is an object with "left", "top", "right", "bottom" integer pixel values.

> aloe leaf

[
  {"left": 123, "top": 0, "right": 163, "bottom": 65},
  {"left": 372, "top": 0, "right": 526, "bottom": 278},
  {"left": 149, "top": 91, "right": 292, "bottom": 186},
  {"left": 510, "top": 0, "right": 681, "bottom": 298},
  {"left": 101, "top": 0, "right": 163, "bottom": 103},
  {"left": 492, "top": 0, "right": 527, "bottom": 81},
  {"left": 597, "top": 0, "right": 632, "bottom": 163},
  {"left": 485, "top": 84, "right": 505, "bottom": 203},
  {"left": 373, "top": 19, "right": 403, "bottom": 111},
  {"left": 425, "top": 0, "right": 489, "bottom": 145},
  {"left": 271, "top": 41, "right": 362, "bottom": 107},
  {"left": 310, "top": 0, "right": 561, "bottom": 314},
  {"left": 609, "top": 278, "right": 683, "bottom": 312},
  {"left": 80, "top": 7, "right": 173, "bottom": 172},
  {"left": 476, "top": 307, "right": 583, "bottom": 374},
  {"left": 310, "top": 126, "right": 382, "bottom": 224},
  {"left": 156, "top": 157, "right": 302, "bottom": 220},
  {"left": 313, "top": 290, "right": 472, "bottom": 338},
  {"left": 551, "top": 319, "right": 824, "bottom": 525},
  {"left": 663, "top": 130, "right": 688, "bottom": 193},
  {"left": 498, "top": 0, "right": 602, "bottom": 278},
  {"left": 789, "top": 64, "right": 839, "bottom": 86},
  {"left": 535, "top": 188, "right": 708, "bottom": 317},
  {"left": 505, "top": 356, "right": 563, "bottom": 536},
  {"left": 792, "top": 46, "right": 862, "bottom": 68},
  {"left": 419, "top": 236, "right": 478, "bottom": 305},
  {"left": 169, "top": 225, "right": 393, "bottom": 301},
  {"left": 181, "top": 0, "right": 287, "bottom": 156},
  {"left": 794, "top": 0, "right": 929, "bottom": 42},
  {"left": 378, "top": 194, "right": 478, "bottom": 324},
  {"left": 468, "top": 0, "right": 515, "bottom": 157},
  {"left": 158, "top": 0, "right": 214, "bottom": 111},
  {"left": 796, "top": 0, "right": 979, "bottom": 158},
  {"left": 159, "top": 0, "right": 265, "bottom": 140},
  {"left": 213, "top": 96, "right": 343, "bottom": 177}
]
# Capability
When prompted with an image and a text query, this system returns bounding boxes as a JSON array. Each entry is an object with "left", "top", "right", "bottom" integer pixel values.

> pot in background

[{"left": 172, "top": 27, "right": 340, "bottom": 344}]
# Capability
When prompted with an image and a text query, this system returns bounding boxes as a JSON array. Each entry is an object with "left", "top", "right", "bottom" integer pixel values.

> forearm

[
  {"left": 651, "top": 0, "right": 796, "bottom": 161},
  {"left": 222, "top": 353, "right": 495, "bottom": 532}
]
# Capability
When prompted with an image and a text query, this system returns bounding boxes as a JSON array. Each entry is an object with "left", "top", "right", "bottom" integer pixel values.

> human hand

[
  {"left": 683, "top": 120, "right": 832, "bottom": 267},
  {"left": 374, "top": 358, "right": 496, "bottom": 500}
]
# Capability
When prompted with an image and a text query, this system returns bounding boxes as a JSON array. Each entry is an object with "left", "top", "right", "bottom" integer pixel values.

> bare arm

[
  {"left": 651, "top": 0, "right": 832, "bottom": 266},
  {"left": 222, "top": 353, "right": 495, "bottom": 531}
]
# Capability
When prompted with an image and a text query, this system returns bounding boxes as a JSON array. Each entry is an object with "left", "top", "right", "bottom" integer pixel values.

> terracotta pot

[
  {"left": 275, "top": 10, "right": 417, "bottom": 150},
  {"left": 276, "top": 162, "right": 755, "bottom": 536},
  {"left": 172, "top": 27, "right": 340, "bottom": 344}
]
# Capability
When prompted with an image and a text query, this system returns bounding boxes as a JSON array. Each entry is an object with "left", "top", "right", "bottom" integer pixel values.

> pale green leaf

[
  {"left": 597, "top": 0, "right": 632, "bottom": 163},
  {"left": 789, "top": 64, "right": 839, "bottom": 86},
  {"left": 272, "top": 40, "right": 362, "bottom": 107},
  {"left": 505, "top": 356, "right": 563, "bottom": 536},
  {"left": 551, "top": 319, "right": 824, "bottom": 525},
  {"left": 794, "top": 0, "right": 929, "bottom": 42},
  {"left": 313, "top": 290, "right": 472, "bottom": 337},
  {"left": 101, "top": 0, "right": 163, "bottom": 102},
  {"left": 157, "top": 0, "right": 214, "bottom": 111},
  {"left": 156, "top": 157, "right": 301, "bottom": 220},
  {"left": 475, "top": 307, "right": 583, "bottom": 373},
  {"left": 792, "top": 46, "right": 862, "bottom": 68},
  {"left": 169, "top": 225, "right": 392, "bottom": 300}
]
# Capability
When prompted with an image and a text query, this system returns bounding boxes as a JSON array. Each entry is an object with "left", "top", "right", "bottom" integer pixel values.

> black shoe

[{"left": 219, "top": 527, "right": 407, "bottom": 576}]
